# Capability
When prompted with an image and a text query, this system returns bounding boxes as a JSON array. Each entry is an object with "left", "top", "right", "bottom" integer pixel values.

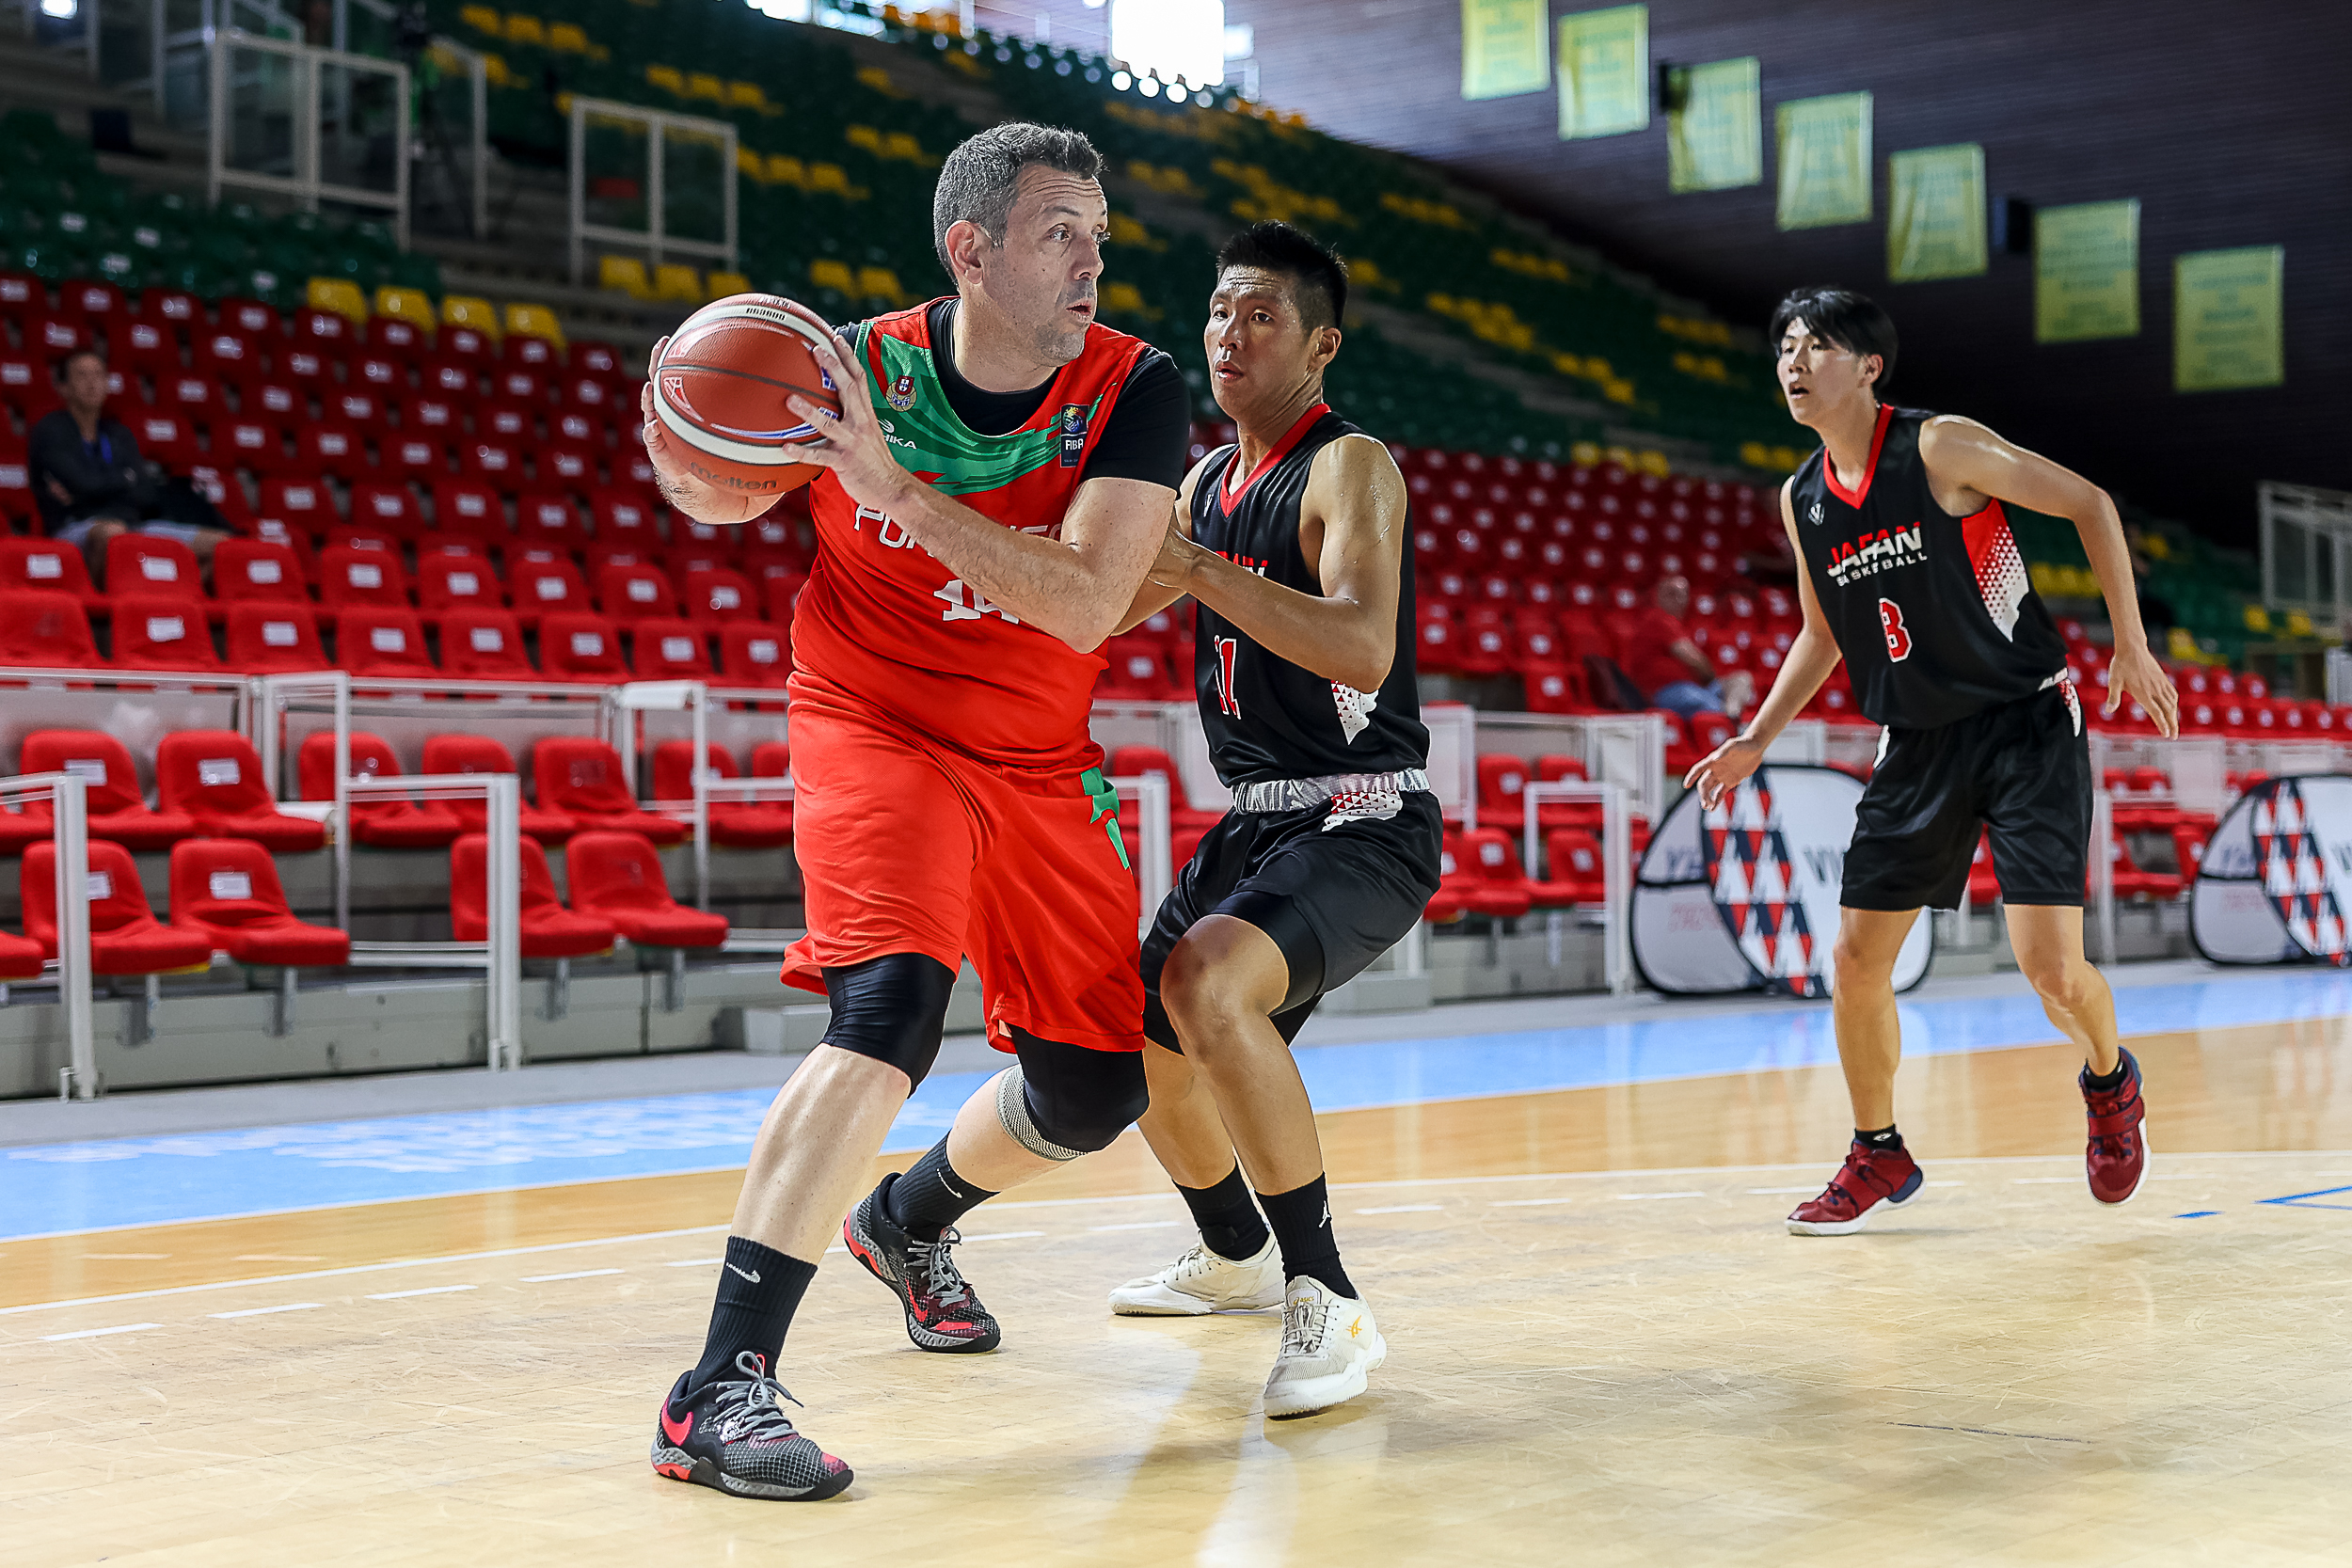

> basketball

[{"left": 649, "top": 293, "right": 844, "bottom": 497}]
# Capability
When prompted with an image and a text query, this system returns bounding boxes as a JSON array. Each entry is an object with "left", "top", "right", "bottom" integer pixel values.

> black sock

[
  {"left": 1256, "top": 1174, "right": 1356, "bottom": 1299},
  {"left": 1856, "top": 1125, "right": 1904, "bottom": 1154},
  {"left": 1177, "top": 1164, "right": 1271, "bottom": 1261},
  {"left": 884, "top": 1138, "right": 999, "bottom": 1239},
  {"left": 687, "top": 1236, "right": 816, "bottom": 1395},
  {"left": 2083, "top": 1058, "right": 2128, "bottom": 1093}
]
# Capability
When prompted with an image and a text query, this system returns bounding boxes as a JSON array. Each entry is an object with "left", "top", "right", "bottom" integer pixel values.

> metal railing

[
  {"left": 0, "top": 772, "right": 96, "bottom": 1099},
  {"left": 2260, "top": 481, "right": 2352, "bottom": 629},
  {"left": 1521, "top": 778, "right": 1633, "bottom": 996},
  {"left": 567, "top": 95, "right": 738, "bottom": 283},
  {"left": 209, "top": 28, "right": 410, "bottom": 246}
]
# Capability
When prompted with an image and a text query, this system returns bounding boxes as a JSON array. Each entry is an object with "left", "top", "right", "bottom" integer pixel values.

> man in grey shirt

[{"left": 26, "top": 347, "right": 229, "bottom": 585}]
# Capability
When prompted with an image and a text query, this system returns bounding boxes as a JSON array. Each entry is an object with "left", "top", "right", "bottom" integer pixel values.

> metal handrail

[
  {"left": 0, "top": 772, "right": 96, "bottom": 1099},
  {"left": 567, "top": 94, "right": 739, "bottom": 283},
  {"left": 1522, "top": 778, "right": 1633, "bottom": 996}
]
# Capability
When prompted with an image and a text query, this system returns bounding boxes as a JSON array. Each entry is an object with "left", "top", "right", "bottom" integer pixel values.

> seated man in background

[
  {"left": 1624, "top": 573, "right": 1753, "bottom": 721},
  {"left": 27, "top": 347, "right": 229, "bottom": 584}
]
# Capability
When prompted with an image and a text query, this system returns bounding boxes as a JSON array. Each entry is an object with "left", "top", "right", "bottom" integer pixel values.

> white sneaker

[
  {"left": 1262, "top": 1275, "right": 1385, "bottom": 1419},
  {"left": 1108, "top": 1234, "right": 1285, "bottom": 1316}
]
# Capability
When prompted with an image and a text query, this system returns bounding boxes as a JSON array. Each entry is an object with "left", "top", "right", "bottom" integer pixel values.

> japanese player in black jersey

[
  {"left": 1687, "top": 287, "right": 2175, "bottom": 1235},
  {"left": 1106, "top": 222, "right": 1440, "bottom": 1417}
]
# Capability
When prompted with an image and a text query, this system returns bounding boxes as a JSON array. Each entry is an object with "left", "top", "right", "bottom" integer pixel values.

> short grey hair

[{"left": 931, "top": 121, "right": 1104, "bottom": 277}]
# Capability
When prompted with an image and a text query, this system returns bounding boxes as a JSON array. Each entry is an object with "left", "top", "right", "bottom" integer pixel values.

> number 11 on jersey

[
  {"left": 1878, "top": 597, "right": 1913, "bottom": 662},
  {"left": 1212, "top": 635, "right": 1241, "bottom": 717}
]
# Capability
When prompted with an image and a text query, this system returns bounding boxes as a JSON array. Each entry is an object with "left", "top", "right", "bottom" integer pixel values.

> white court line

[
  {"left": 209, "top": 1303, "right": 318, "bottom": 1320},
  {"left": 2011, "top": 1178, "right": 2081, "bottom": 1184},
  {"left": 663, "top": 1258, "right": 724, "bottom": 1267},
  {"left": 1748, "top": 1187, "right": 1820, "bottom": 1196},
  {"left": 1089, "top": 1221, "right": 1181, "bottom": 1232},
  {"left": 961, "top": 1231, "right": 1044, "bottom": 1243},
  {"left": 367, "top": 1285, "right": 476, "bottom": 1300},
  {"left": 40, "top": 1322, "right": 160, "bottom": 1341},
  {"left": 1615, "top": 1192, "right": 1708, "bottom": 1201},
  {"left": 520, "top": 1269, "right": 624, "bottom": 1283},
  {"left": 1358, "top": 1204, "right": 1442, "bottom": 1214},
  {"left": 1489, "top": 1197, "right": 1576, "bottom": 1207}
]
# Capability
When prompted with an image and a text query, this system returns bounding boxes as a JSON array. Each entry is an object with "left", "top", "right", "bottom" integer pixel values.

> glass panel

[
  {"left": 582, "top": 110, "right": 651, "bottom": 237},
  {"left": 317, "top": 59, "right": 405, "bottom": 198},
  {"left": 222, "top": 43, "right": 300, "bottom": 182},
  {"left": 662, "top": 124, "right": 728, "bottom": 249},
  {"left": 414, "top": 45, "right": 484, "bottom": 238}
]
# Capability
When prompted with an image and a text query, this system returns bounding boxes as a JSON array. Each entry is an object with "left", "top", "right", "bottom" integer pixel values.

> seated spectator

[
  {"left": 27, "top": 347, "right": 230, "bottom": 586},
  {"left": 1624, "top": 574, "right": 1755, "bottom": 721}
]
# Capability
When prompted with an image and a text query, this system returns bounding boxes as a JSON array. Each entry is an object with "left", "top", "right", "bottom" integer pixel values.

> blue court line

[
  {"left": 5, "top": 968, "right": 2350, "bottom": 1241},
  {"left": 2257, "top": 1185, "right": 2352, "bottom": 1211}
]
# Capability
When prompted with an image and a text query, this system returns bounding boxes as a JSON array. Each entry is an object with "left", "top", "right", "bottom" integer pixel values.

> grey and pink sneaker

[{"left": 843, "top": 1175, "right": 1003, "bottom": 1353}]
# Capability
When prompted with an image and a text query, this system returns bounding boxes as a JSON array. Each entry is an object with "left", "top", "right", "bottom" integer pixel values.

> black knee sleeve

[
  {"left": 819, "top": 953, "right": 955, "bottom": 1087},
  {"left": 1006, "top": 1028, "right": 1149, "bottom": 1156}
]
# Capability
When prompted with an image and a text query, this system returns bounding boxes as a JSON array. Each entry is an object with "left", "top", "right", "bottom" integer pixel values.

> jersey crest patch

[
  {"left": 1333, "top": 682, "right": 1377, "bottom": 742},
  {"left": 884, "top": 372, "right": 916, "bottom": 412}
]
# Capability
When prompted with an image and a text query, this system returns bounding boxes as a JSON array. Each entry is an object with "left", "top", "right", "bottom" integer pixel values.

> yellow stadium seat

[
  {"left": 653, "top": 264, "right": 704, "bottom": 304},
  {"left": 809, "top": 259, "right": 857, "bottom": 294},
  {"left": 854, "top": 65, "right": 900, "bottom": 98},
  {"left": 306, "top": 277, "right": 369, "bottom": 328},
  {"left": 504, "top": 302, "right": 565, "bottom": 352},
  {"left": 725, "top": 81, "right": 773, "bottom": 112},
  {"left": 805, "top": 163, "right": 850, "bottom": 196},
  {"left": 439, "top": 294, "right": 501, "bottom": 341},
  {"left": 766, "top": 154, "right": 806, "bottom": 188},
  {"left": 1100, "top": 281, "right": 1152, "bottom": 317},
  {"left": 645, "top": 64, "right": 684, "bottom": 94},
  {"left": 480, "top": 52, "right": 512, "bottom": 87},
  {"left": 705, "top": 271, "right": 750, "bottom": 299},
  {"left": 598, "top": 255, "right": 653, "bottom": 300},
  {"left": 684, "top": 72, "right": 724, "bottom": 103},
  {"left": 547, "top": 22, "right": 588, "bottom": 53},
  {"left": 459, "top": 5, "right": 501, "bottom": 36},
  {"left": 882, "top": 131, "right": 926, "bottom": 164},
  {"left": 373, "top": 286, "right": 438, "bottom": 334},
  {"left": 736, "top": 148, "right": 768, "bottom": 182},
  {"left": 2243, "top": 605, "right": 2272, "bottom": 634},
  {"left": 856, "top": 267, "right": 905, "bottom": 306},
  {"left": 504, "top": 13, "right": 544, "bottom": 45},
  {"left": 846, "top": 125, "right": 883, "bottom": 154}
]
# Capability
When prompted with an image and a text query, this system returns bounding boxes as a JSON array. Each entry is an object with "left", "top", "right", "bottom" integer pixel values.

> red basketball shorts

[{"left": 778, "top": 689, "right": 1143, "bottom": 1054}]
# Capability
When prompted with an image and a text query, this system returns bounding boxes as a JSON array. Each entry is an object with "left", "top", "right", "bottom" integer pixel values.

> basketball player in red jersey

[
  {"left": 1687, "top": 288, "right": 2176, "bottom": 1236},
  {"left": 638, "top": 123, "right": 1189, "bottom": 1500}
]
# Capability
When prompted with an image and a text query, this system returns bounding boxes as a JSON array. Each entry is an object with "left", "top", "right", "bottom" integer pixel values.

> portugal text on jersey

[{"left": 1790, "top": 404, "right": 2066, "bottom": 732}]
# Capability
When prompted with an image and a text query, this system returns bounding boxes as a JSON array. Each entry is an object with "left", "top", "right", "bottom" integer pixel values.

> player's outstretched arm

[
  {"left": 784, "top": 332, "right": 1169, "bottom": 652},
  {"left": 1111, "top": 452, "right": 1216, "bottom": 635},
  {"left": 1686, "top": 481, "right": 1844, "bottom": 807},
  {"left": 1152, "top": 435, "right": 1404, "bottom": 693},
  {"left": 639, "top": 342, "right": 774, "bottom": 527},
  {"left": 1918, "top": 417, "right": 2178, "bottom": 738}
]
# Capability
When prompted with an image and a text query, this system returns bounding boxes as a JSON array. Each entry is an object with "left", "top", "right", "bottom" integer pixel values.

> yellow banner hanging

[
  {"left": 1775, "top": 92, "right": 1871, "bottom": 230},
  {"left": 1667, "top": 57, "right": 1760, "bottom": 193},
  {"left": 1460, "top": 0, "right": 1549, "bottom": 102},
  {"left": 2175, "top": 245, "right": 2284, "bottom": 391},
  {"left": 1886, "top": 143, "right": 1984, "bottom": 281},
  {"left": 2035, "top": 199, "right": 2139, "bottom": 342},
  {"left": 1556, "top": 5, "right": 1649, "bottom": 140}
]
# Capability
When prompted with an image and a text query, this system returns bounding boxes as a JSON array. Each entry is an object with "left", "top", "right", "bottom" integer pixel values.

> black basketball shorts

[
  {"left": 1140, "top": 791, "right": 1443, "bottom": 1052},
  {"left": 1842, "top": 681, "right": 2092, "bottom": 911}
]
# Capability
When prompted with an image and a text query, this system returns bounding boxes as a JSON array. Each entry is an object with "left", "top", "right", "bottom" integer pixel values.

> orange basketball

[{"left": 649, "top": 293, "right": 845, "bottom": 498}]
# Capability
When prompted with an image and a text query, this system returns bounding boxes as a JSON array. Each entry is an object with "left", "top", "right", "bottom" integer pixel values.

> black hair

[
  {"left": 51, "top": 344, "right": 105, "bottom": 381},
  {"left": 1216, "top": 220, "right": 1347, "bottom": 334},
  {"left": 1769, "top": 287, "right": 1897, "bottom": 397}
]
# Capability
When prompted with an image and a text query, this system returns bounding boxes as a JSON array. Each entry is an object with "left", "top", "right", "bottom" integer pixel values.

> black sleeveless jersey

[
  {"left": 1790, "top": 404, "right": 2068, "bottom": 731},
  {"left": 1187, "top": 405, "right": 1428, "bottom": 786}
]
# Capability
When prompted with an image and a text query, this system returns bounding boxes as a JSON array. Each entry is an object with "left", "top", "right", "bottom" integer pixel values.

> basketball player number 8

[{"left": 1878, "top": 597, "right": 1913, "bottom": 662}]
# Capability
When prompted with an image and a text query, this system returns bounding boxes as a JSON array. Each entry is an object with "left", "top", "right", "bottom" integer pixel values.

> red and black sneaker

[
  {"left": 2081, "top": 1047, "right": 2151, "bottom": 1205},
  {"left": 650, "top": 1352, "right": 852, "bottom": 1502},
  {"left": 1786, "top": 1141, "right": 1925, "bottom": 1236},
  {"left": 843, "top": 1176, "right": 1003, "bottom": 1353}
]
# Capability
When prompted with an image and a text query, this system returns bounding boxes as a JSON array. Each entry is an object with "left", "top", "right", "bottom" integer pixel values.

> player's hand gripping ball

[{"left": 649, "top": 293, "right": 844, "bottom": 497}]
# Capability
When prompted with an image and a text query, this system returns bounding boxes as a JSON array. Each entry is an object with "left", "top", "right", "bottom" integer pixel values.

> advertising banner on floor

[
  {"left": 2190, "top": 775, "right": 2352, "bottom": 965},
  {"left": 1632, "top": 765, "right": 1931, "bottom": 996}
]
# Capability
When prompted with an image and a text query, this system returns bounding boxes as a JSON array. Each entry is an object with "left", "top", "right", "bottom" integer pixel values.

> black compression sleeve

[{"left": 1080, "top": 350, "right": 1190, "bottom": 490}]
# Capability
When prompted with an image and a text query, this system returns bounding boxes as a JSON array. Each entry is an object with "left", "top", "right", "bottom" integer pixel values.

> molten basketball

[{"left": 649, "top": 293, "right": 845, "bottom": 497}]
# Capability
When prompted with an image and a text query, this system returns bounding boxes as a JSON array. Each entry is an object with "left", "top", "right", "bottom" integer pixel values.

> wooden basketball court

[{"left": 8, "top": 1008, "right": 2352, "bottom": 1565}]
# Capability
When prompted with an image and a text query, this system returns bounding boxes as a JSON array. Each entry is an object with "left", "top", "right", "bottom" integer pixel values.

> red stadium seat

[
  {"left": 190, "top": 327, "right": 258, "bottom": 381},
  {"left": 0, "top": 589, "right": 103, "bottom": 668},
  {"left": 630, "top": 618, "right": 713, "bottom": 679},
  {"left": 167, "top": 838, "right": 350, "bottom": 965},
  {"left": 1106, "top": 745, "right": 1224, "bottom": 829},
  {"left": 591, "top": 487, "right": 660, "bottom": 546},
  {"left": 437, "top": 608, "right": 535, "bottom": 679},
  {"left": 17, "top": 729, "right": 197, "bottom": 848},
  {"left": 336, "top": 606, "right": 440, "bottom": 682},
  {"left": 21, "top": 841, "right": 214, "bottom": 975},
  {"left": 105, "top": 533, "right": 202, "bottom": 604},
  {"left": 652, "top": 741, "right": 793, "bottom": 847},
  {"left": 716, "top": 621, "right": 791, "bottom": 687},
  {"left": 532, "top": 736, "right": 687, "bottom": 842},
  {"left": 318, "top": 546, "right": 411, "bottom": 620},
  {"left": 296, "top": 731, "right": 464, "bottom": 849},
  {"left": 1533, "top": 754, "right": 1598, "bottom": 830},
  {"left": 110, "top": 596, "right": 222, "bottom": 672},
  {"left": 349, "top": 480, "right": 421, "bottom": 537},
  {"left": 509, "top": 560, "right": 590, "bottom": 629},
  {"left": 368, "top": 315, "right": 428, "bottom": 355},
  {"left": 430, "top": 479, "right": 507, "bottom": 545},
  {"left": 420, "top": 735, "right": 578, "bottom": 842},
  {"left": 298, "top": 422, "right": 373, "bottom": 482},
  {"left": 217, "top": 296, "right": 280, "bottom": 338},
  {"left": 1475, "top": 753, "right": 1530, "bottom": 826},
  {"left": 450, "top": 832, "right": 616, "bottom": 958},
  {"left": 477, "top": 400, "right": 533, "bottom": 442},
  {"left": 1, "top": 539, "right": 105, "bottom": 612},
  {"left": 293, "top": 305, "right": 356, "bottom": 356},
  {"left": 564, "top": 831, "right": 729, "bottom": 947},
  {"left": 220, "top": 417, "right": 296, "bottom": 475},
  {"left": 127, "top": 407, "right": 199, "bottom": 469},
  {"left": 222, "top": 601, "right": 331, "bottom": 676},
  {"left": 259, "top": 475, "right": 339, "bottom": 537},
  {"left": 596, "top": 562, "right": 677, "bottom": 621},
  {"left": 1457, "top": 828, "right": 1539, "bottom": 916},
  {"left": 681, "top": 566, "right": 759, "bottom": 626},
  {"left": 536, "top": 610, "right": 627, "bottom": 680},
  {"left": 155, "top": 730, "right": 326, "bottom": 851},
  {"left": 541, "top": 443, "right": 598, "bottom": 488},
  {"left": 0, "top": 925, "right": 40, "bottom": 978},
  {"left": 459, "top": 437, "right": 521, "bottom": 486},
  {"left": 416, "top": 555, "right": 503, "bottom": 622},
  {"left": 1544, "top": 829, "right": 1608, "bottom": 903}
]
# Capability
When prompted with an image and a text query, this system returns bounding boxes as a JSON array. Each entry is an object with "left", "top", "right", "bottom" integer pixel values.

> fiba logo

[{"left": 1058, "top": 404, "right": 1090, "bottom": 467}]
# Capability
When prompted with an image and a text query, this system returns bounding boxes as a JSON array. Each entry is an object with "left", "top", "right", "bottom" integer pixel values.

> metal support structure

[
  {"left": 545, "top": 957, "right": 570, "bottom": 1022},
  {"left": 2259, "top": 482, "right": 2352, "bottom": 630},
  {"left": 425, "top": 33, "right": 490, "bottom": 240},
  {"left": 617, "top": 681, "right": 712, "bottom": 908},
  {"left": 2091, "top": 787, "right": 2118, "bottom": 966},
  {"left": 1522, "top": 779, "right": 1634, "bottom": 996},
  {"left": 209, "top": 29, "right": 411, "bottom": 248},
  {"left": 1, "top": 772, "right": 96, "bottom": 1100},
  {"left": 1113, "top": 773, "right": 1171, "bottom": 939},
  {"left": 567, "top": 95, "right": 738, "bottom": 284}
]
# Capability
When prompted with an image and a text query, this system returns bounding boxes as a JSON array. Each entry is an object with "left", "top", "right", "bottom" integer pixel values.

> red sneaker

[
  {"left": 2081, "top": 1048, "right": 2151, "bottom": 1205},
  {"left": 1786, "top": 1142, "right": 1924, "bottom": 1235}
]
